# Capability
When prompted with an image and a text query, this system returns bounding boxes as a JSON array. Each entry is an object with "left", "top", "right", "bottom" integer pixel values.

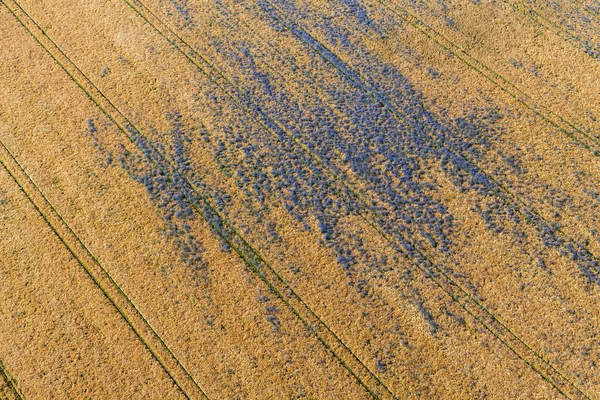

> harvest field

[{"left": 0, "top": 0, "right": 599, "bottom": 398}]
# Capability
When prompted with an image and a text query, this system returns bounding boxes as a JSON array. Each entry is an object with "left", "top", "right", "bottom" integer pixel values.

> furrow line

[
  {"left": 501, "top": 0, "right": 600, "bottom": 61},
  {"left": 0, "top": 7, "right": 211, "bottom": 397},
  {"left": 379, "top": 0, "right": 600, "bottom": 152},
  {"left": 0, "top": 136, "right": 204, "bottom": 400},
  {"left": 0, "top": 359, "right": 23, "bottom": 400}
]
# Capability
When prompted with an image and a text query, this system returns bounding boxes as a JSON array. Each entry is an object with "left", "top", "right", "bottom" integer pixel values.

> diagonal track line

[
  {"left": 379, "top": 0, "right": 600, "bottom": 153},
  {"left": 501, "top": 0, "right": 600, "bottom": 61},
  {"left": 0, "top": 135, "right": 205, "bottom": 400},
  {"left": 0, "top": 359, "right": 23, "bottom": 400},
  {"left": 0, "top": 1, "right": 392, "bottom": 398},
  {"left": 0, "top": 9, "right": 210, "bottom": 400},
  {"left": 72, "top": 0, "right": 591, "bottom": 398}
]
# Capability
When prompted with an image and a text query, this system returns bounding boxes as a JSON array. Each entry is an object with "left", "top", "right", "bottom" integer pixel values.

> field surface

[{"left": 0, "top": 0, "right": 599, "bottom": 398}]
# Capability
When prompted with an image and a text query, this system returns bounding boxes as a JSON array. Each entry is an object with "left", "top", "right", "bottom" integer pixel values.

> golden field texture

[{"left": 0, "top": 0, "right": 599, "bottom": 398}]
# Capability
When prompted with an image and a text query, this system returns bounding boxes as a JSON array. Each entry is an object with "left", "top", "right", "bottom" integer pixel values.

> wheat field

[{"left": 0, "top": 0, "right": 599, "bottom": 398}]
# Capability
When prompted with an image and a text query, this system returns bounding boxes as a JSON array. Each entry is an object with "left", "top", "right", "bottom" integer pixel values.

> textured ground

[{"left": 0, "top": 0, "right": 599, "bottom": 399}]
